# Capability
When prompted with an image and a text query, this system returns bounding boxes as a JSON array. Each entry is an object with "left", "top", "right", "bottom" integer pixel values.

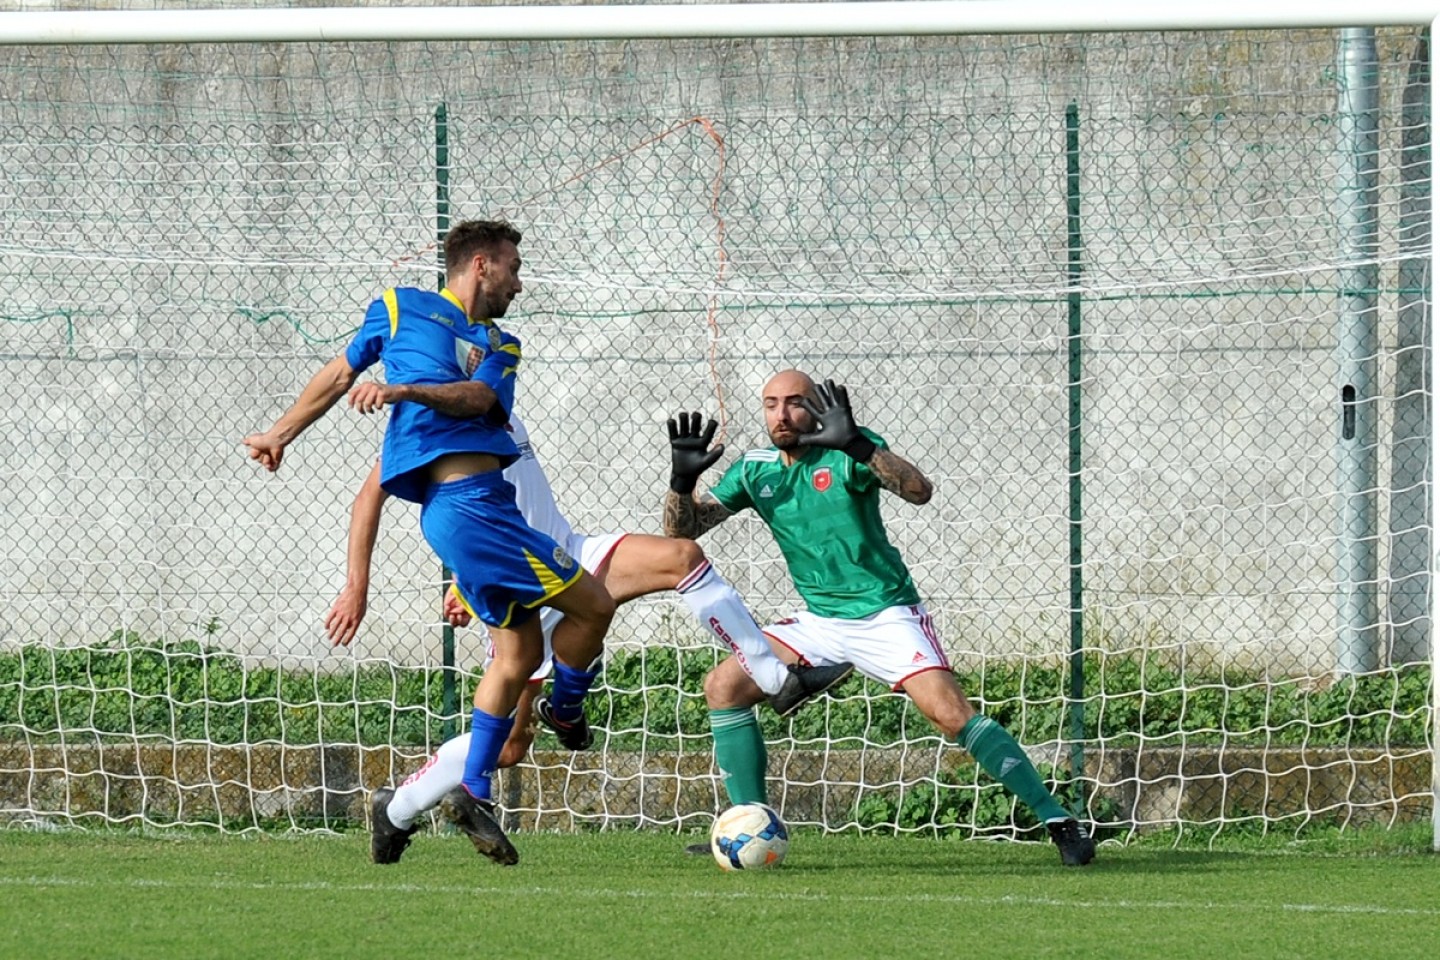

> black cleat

[
  {"left": 1047, "top": 818, "right": 1096, "bottom": 866},
  {"left": 439, "top": 787, "right": 519, "bottom": 866},
  {"left": 533, "top": 695, "right": 594, "bottom": 750},
  {"left": 767, "top": 661, "right": 855, "bottom": 718},
  {"left": 684, "top": 842, "right": 711, "bottom": 857},
  {"left": 369, "top": 787, "right": 419, "bottom": 865}
]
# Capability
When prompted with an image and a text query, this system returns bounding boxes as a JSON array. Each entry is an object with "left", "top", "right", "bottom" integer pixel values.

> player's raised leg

[
  {"left": 430, "top": 475, "right": 613, "bottom": 757},
  {"left": 601, "top": 534, "right": 853, "bottom": 714},
  {"left": 532, "top": 569, "right": 615, "bottom": 750}
]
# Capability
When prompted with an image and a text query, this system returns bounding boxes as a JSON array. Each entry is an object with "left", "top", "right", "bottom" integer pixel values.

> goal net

[{"left": 0, "top": 1, "right": 1434, "bottom": 845}]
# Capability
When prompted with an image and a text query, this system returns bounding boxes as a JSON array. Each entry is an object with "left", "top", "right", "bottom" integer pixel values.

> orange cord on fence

[{"left": 391, "top": 116, "right": 732, "bottom": 439}]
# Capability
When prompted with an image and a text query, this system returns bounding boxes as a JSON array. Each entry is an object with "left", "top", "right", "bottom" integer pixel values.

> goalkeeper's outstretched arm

[
  {"left": 664, "top": 490, "right": 733, "bottom": 539},
  {"left": 663, "top": 411, "right": 733, "bottom": 538},
  {"left": 867, "top": 448, "right": 933, "bottom": 505}
]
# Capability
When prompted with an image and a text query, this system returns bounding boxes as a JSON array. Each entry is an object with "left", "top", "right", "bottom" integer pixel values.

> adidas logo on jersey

[{"left": 759, "top": 484, "right": 774, "bottom": 498}]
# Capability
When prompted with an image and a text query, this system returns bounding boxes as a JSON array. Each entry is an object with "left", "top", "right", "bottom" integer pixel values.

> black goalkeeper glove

[
  {"left": 667, "top": 411, "right": 725, "bottom": 494},
  {"left": 797, "top": 379, "right": 877, "bottom": 462}
]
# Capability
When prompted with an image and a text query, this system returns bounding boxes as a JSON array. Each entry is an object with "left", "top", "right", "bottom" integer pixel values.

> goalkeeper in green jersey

[{"left": 663, "top": 369, "right": 1096, "bottom": 866}]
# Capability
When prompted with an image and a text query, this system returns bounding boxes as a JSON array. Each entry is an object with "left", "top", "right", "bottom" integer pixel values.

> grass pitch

[{"left": 2, "top": 825, "right": 1437, "bottom": 960}]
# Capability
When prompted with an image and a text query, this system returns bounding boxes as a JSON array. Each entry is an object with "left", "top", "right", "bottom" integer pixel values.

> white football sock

[
  {"left": 386, "top": 732, "right": 469, "bottom": 829},
  {"left": 676, "top": 560, "right": 789, "bottom": 695}
]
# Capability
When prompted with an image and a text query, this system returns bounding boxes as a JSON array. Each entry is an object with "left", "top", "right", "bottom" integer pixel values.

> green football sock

[
  {"left": 960, "top": 714, "right": 1070, "bottom": 823},
  {"left": 709, "top": 707, "right": 768, "bottom": 805}
]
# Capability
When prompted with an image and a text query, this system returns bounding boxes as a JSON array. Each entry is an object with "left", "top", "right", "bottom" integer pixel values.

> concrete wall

[
  {"left": 3, "top": 743, "right": 1429, "bottom": 832},
  {"left": 0, "top": 11, "right": 1431, "bottom": 680}
]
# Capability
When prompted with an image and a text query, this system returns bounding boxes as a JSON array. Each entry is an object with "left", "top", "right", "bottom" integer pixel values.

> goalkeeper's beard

[{"left": 769, "top": 426, "right": 802, "bottom": 451}]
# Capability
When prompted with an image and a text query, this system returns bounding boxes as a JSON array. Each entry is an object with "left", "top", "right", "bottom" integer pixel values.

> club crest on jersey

[
  {"left": 553, "top": 547, "right": 575, "bottom": 570},
  {"left": 812, "top": 467, "right": 833, "bottom": 492}
]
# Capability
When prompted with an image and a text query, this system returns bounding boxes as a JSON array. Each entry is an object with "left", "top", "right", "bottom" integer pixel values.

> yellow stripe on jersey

[
  {"left": 439, "top": 286, "right": 497, "bottom": 329},
  {"left": 492, "top": 602, "right": 519, "bottom": 629},
  {"left": 522, "top": 548, "right": 583, "bottom": 606},
  {"left": 439, "top": 287, "right": 465, "bottom": 314},
  {"left": 382, "top": 288, "right": 400, "bottom": 336},
  {"left": 449, "top": 584, "right": 477, "bottom": 619},
  {"left": 451, "top": 582, "right": 524, "bottom": 631},
  {"left": 496, "top": 340, "right": 522, "bottom": 377}
]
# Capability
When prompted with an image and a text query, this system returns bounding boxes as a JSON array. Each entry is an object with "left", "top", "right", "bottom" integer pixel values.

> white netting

[{"left": 0, "top": 5, "right": 1432, "bottom": 839}]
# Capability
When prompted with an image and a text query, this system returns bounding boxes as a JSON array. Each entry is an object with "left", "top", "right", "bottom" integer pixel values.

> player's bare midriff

[{"left": 427, "top": 451, "right": 504, "bottom": 484}]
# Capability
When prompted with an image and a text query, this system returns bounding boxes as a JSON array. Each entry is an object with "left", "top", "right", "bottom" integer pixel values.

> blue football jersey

[{"left": 344, "top": 286, "right": 521, "bottom": 503}]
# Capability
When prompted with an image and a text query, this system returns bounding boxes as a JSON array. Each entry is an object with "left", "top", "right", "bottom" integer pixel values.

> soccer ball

[{"left": 709, "top": 802, "right": 789, "bottom": 871}]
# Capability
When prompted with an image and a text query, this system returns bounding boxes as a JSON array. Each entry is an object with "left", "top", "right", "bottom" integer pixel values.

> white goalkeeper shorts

[
  {"left": 762, "top": 602, "right": 952, "bottom": 691},
  {"left": 482, "top": 531, "right": 628, "bottom": 681}
]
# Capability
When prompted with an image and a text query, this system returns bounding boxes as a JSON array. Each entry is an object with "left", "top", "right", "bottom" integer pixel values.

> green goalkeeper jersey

[{"left": 707, "top": 428, "right": 921, "bottom": 619}]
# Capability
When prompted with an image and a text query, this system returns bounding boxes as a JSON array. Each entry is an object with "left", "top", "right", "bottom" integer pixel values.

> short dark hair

[{"left": 444, "top": 219, "right": 522, "bottom": 275}]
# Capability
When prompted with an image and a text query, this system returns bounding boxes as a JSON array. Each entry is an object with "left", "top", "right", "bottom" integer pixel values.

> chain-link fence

[{"left": 0, "top": 13, "right": 1432, "bottom": 837}]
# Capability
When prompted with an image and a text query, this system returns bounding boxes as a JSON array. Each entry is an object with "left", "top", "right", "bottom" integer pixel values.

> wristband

[
  {"left": 670, "top": 473, "right": 699, "bottom": 495},
  {"left": 841, "top": 435, "right": 877, "bottom": 463}
]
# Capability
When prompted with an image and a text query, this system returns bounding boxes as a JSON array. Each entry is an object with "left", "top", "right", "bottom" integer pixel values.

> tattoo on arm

[
  {"left": 868, "top": 449, "right": 934, "bottom": 505},
  {"left": 393, "top": 381, "right": 499, "bottom": 419},
  {"left": 663, "top": 491, "right": 733, "bottom": 539}
]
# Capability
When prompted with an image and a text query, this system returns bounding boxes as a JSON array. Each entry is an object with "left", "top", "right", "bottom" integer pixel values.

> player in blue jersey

[
  {"left": 664, "top": 369, "right": 1096, "bottom": 866},
  {"left": 329, "top": 343, "right": 852, "bottom": 864},
  {"left": 243, "top": 220, "right": 615, "bottom": 866}
]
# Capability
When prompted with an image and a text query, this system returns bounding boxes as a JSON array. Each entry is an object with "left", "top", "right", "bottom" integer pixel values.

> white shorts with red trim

[
  {"left": 483, "top": 531, "right": 627, "bottom": 680},
  {"left": 762, "top": 603, "right": 951, "bottom": 691}
]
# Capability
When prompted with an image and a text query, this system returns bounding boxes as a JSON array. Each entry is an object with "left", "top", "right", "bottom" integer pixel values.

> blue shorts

[{"left": 419, "top": 470, "right": 583, "bottom": 628}]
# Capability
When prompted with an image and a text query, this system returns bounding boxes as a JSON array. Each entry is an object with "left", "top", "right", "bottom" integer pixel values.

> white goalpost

[
  {"left": 1, "top": 2, "right": 1438, "bottom": 41},
  {"left": 0, "top": 1, "right": 1436, "bottom": 852}
]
